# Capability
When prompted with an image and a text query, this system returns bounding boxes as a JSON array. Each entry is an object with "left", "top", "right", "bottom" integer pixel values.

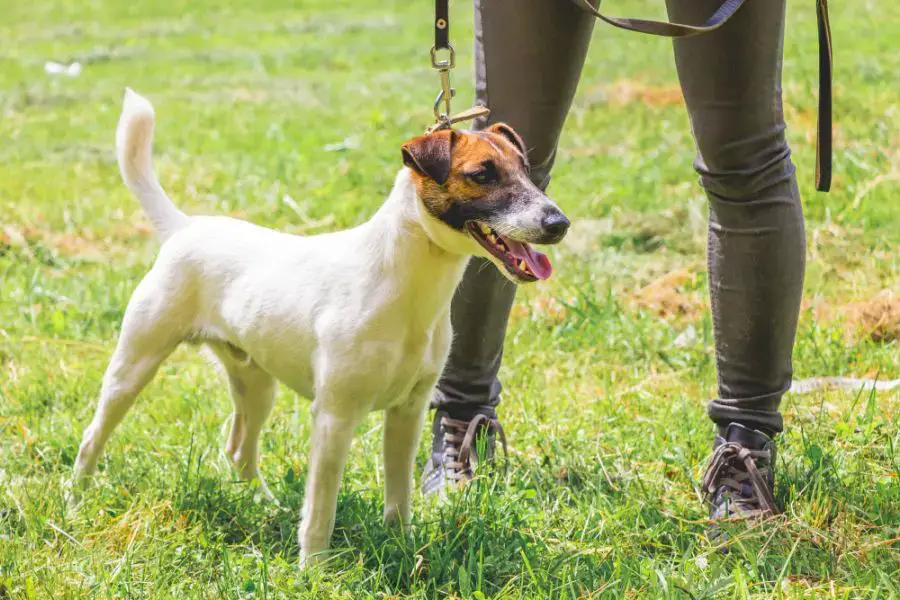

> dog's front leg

[
  {"left": 298, "top": 406, "right": 363, "bottom": 568},
  {"left": 382, "top": 380, "right": 434, "bottom": 527}
]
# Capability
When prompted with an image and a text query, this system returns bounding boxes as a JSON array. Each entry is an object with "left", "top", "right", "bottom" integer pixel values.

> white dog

[{"left": 74, "top": 89, "right": 570, "bottom": 565}]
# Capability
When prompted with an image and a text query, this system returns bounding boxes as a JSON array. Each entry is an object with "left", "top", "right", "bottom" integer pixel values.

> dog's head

[{"left": 401, "top": 124, "right": 569, "bottom": 283}]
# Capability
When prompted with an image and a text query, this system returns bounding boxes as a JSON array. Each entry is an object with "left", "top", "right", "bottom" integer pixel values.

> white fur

[{"left": 74, "top": 90, "right": 482, "bottom": 566}]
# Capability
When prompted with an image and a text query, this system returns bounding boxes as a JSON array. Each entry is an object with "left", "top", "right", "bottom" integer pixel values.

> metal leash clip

[
  {"left": 431, "top": 45, "right": 455, "bottom": 125},
  {"left": 425, "top": 5, "right": 490, "bottom": 134},
  {"left": 426, "top": 51, "right": 490, "bottom": 133}
]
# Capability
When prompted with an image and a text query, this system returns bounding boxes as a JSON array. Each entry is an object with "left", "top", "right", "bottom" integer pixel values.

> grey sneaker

[
  {"left": 422, "top": 410, "right": 507, "bottom": 496},
  {"left": 701, "top": 423, "right": 779, "bottom": 521}
]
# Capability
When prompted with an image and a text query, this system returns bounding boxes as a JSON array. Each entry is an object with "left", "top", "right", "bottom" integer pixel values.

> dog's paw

[
  {"left": 62, "top": 476, "right": 84, "bottom": 514},
  {"left": 382, "top": 506, "right": 410, "bottom": 530},
  {"left": 298, "top": 549, "right": 327, "bottom": 570},
  {"left": 252, "top": 480, "right": 280, "bottom": 507}
]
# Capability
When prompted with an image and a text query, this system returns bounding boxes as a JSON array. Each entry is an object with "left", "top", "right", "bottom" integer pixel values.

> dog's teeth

[
  {"left": 519, "top": 260, "right": 528, "bottom": 271},
  {"left": 480, "top": 224, "right": 491, "bottom": 235}
]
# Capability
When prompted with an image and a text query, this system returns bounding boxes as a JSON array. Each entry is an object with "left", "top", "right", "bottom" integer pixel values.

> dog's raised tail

[{"left": 116, "top": 88, "right": 189, "bottom": 240}]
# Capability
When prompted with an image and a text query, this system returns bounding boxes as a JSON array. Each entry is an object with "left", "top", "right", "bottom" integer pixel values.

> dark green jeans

[{"left": 434, "top": 0, "right": 805, "bottom": 435}]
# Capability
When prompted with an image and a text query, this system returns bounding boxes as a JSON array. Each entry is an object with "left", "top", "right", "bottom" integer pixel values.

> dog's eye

[{"left": 467, "top": 162, "right": 499, "bottom": 185}]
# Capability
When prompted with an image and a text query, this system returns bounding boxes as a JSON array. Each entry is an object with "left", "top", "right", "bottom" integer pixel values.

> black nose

[{"left": 541, "top": 210, "right": 570, "bottom": 242}]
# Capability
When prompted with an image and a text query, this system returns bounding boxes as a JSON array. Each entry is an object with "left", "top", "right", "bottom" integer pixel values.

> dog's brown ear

[
  {"left": 401, "top": 130, "right": 455, "bottom": 185},
  {"left": 486, "top": 122, "right": 528, "bottom": 160}
]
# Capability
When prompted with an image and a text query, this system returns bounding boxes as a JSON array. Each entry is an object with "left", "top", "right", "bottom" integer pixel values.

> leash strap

[
  {"left": 435, "top": 0, "right": 449, "bottom": 50},
  {"left": 428, "top": 0, "right": 490, "bottom": 132},
  {"left": 815, "top": 0, "right": 832, "bottom": 191},
  {"left": 573, "top": 0, "right": 747, "bottom": 36},
  {"left": 574, "top": 0, "right": 833, "bottom": 192}
]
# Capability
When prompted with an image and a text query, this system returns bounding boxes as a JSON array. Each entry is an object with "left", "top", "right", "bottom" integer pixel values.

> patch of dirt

[
  {"left": 629, "top": 268, "right": 707, "bottom": 319},
  {"left": 810, "top": 289, "right": 900, "bottom": 344},
  {"left": 511, "top": 294, "right": 569, "bottom": 324},
  {"left": 1, "top": 223, "right": 153, "bottom": 262},
  {"left": 784, "top": 104, "right": 847, "bottom": 149},
  {"left": 603, "top": 79, "right": 684, "bottom": 108},
  {"left": 844, "top": 290, "right": 900, "bottom": 343}
]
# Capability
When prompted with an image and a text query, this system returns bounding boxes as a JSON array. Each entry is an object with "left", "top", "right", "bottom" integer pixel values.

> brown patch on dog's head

[
  {"left": 400, "top": 123, "right": 537, "bottom": 231},
  {"left": 401, "top": 129, "right": 455, "bottom": 186},
  {"left": 400, "top": 123, "right": 569, "bottom": 282}
]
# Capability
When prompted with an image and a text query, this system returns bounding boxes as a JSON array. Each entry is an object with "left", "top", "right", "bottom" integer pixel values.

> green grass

[{"left": 1, "top": 0, "right": 899, "bottom": 597}]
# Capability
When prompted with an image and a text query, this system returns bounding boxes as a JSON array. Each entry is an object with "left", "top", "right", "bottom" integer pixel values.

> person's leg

[
  {"left": 424, "top": 0, "right": 596, "bottom": 493},
  {"left": 665, "top": 0, "right": 804, "bottom": 516},
  {"left": 435, "top": 0, "right": 596, "bottom": 416}
]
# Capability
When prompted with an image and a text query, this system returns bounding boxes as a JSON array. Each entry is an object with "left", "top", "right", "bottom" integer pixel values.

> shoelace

[
  {"left": 440, "top": 414, "right": 508, "bottom": 482},
  {"left": 701, "top": 442, "right": 779, "bottom": 516}
]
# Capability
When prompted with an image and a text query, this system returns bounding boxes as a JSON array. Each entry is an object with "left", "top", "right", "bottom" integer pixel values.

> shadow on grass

[{"left": 167, "top": 465, "right": 625, "bottom": 595}]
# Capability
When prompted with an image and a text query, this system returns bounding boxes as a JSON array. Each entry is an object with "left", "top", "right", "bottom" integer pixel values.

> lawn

[{"left": 1, "top": 0, "right": 898, "bottom": 597}]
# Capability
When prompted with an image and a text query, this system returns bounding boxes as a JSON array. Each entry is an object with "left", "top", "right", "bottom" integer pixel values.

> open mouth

[{"left": 466, "top": 222, "right": 552, "bottom": 283}]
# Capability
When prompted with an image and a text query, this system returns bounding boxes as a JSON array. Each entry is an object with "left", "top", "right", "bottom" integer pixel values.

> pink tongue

[{"left": 504, "top": 238, "right": 553, "bottom": 280}]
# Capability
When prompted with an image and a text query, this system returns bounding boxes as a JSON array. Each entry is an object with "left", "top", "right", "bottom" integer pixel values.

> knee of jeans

[{"left": 693, "top": 130, "right": 796, "bottom": 202}]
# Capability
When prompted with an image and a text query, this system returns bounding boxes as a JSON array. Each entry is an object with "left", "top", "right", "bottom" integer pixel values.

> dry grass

[
  {"left": 0, "top": 222, "right": 153, "bottom": 261},
  {"left": 629, "top": 267, "right": 706, "bottom": 319},
  {"left": 603, "top": 79, "right": 684, "bottom": 108},
  {"left": 844, "top": 289, "right": 900, "bottom": 343},
  {"left": 510, "top": 294, "right": 569, "bottom": 324}
]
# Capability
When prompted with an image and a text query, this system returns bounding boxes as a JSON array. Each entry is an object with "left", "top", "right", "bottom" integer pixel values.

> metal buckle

[{"left": 430, "top": 45, "right": 455, "bottom": 69}]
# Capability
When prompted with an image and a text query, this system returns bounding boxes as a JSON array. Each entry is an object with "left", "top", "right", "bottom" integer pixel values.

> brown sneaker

[
  {"left": 702, "top": 423, "right": 779, "bottom": 522},
  {"left": 422, "top": 410, "right": 507, "bottom": 497}
]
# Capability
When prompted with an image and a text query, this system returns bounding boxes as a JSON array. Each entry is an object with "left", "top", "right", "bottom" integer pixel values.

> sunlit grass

[{"left": 1, "top": 0, "right": 898, "bottom": 597}]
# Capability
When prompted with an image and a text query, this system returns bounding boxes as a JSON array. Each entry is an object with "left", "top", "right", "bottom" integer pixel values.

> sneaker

[
  {"left": 422, "top": 410, "right": 506, "bottom": 496},
  {"left": 701, "top": 422, "right": 779, "bottom": 521}
]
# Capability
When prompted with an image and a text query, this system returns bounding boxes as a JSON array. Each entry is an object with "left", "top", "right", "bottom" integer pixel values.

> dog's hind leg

[
  {"left": 74, "top": 274, "right": 186, "bottom": 485},
  {"left": 208, "top": 343, "right": 277, "bottom": 500}
]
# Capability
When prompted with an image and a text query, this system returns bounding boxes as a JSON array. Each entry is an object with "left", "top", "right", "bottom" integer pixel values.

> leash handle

[
  {"left": 815, "top": 0, "right": 832, "bottom": 192},
  {"left": 435, "top": 0, "right": 449, "bottom": 50},
  {"left": 574, "top": 0, "right": 833, "bottom": 192}
]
